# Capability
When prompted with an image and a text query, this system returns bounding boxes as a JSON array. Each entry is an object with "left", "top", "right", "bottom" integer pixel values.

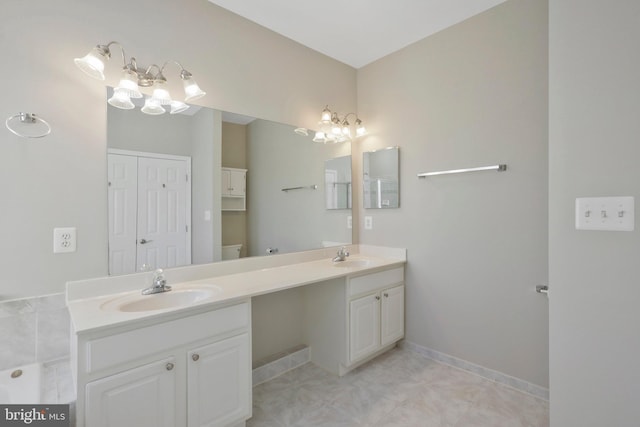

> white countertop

[{"left": 66, "top": 245, "right": 406, "bottom": 334}]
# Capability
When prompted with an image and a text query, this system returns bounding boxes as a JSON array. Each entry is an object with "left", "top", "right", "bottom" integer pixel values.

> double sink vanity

[{"left": 66, "top": 244, "right": 406, "bottom": 427}]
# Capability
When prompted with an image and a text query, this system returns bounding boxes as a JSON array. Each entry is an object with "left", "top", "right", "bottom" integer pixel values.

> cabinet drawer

[
  {"left": 85, "top": 302, "right": 249, "bottom": 374},
  {"left": 348, "top": 267, "right": 404, "bottom": 297}
]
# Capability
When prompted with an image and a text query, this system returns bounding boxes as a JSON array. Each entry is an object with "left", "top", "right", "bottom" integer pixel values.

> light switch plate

[
  {"left": 575, "top": 196, "right": 634, "bottom": 231},
  {"left": 53, "top": 227, "right": 77, "bottom": 253},
  {"left": 347, "top": 216, "right": 352, "bottom": 229}
]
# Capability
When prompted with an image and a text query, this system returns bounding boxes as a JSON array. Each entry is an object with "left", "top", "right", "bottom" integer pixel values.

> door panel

[
  {"left": 108, "top": 154, "right": 138, "bottom": 275},
  {"left": 137, "top": 157, "right": 190, "bottom": 271}
]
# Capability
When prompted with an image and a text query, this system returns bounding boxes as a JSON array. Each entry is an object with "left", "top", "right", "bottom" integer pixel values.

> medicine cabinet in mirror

[{"left": 363, "top": 146, "right": 400, "bottom": 209}]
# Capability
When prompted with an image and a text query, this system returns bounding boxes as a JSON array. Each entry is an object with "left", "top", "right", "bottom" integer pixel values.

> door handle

[{"left": 139, "top": 239, "right": 153, "bottom": 244}]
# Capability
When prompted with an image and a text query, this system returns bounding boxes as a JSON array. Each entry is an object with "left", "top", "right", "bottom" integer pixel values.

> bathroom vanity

[{"left": 66, "top": 245, "right": 406, "bottom": 427}]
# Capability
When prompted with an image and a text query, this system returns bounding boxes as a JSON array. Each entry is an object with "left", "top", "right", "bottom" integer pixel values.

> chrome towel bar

[
  {"left": 418, "top": 164, "right": 507, "bottom": 178},
  {"left": 282, "top": 185, "right": 318, "bottom": 192}
]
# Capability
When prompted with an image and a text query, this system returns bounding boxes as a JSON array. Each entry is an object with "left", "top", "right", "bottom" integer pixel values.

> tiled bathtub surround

[
  {"left": 0, "top": 293, "right": 70, "bottom": 371},
  {"left": 400, "top": 340, "right": 549, "bottom": 401},
  {"left": 42, "top": 358, "right": 75, "bottom": 404}
]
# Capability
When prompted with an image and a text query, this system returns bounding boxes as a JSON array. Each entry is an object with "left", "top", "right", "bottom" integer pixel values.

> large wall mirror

[
  {"left": 107, "top": 90, "right": 352, "bottom": 275},
  {"left": 363, "top": 146, "right": 400, "bottom": 209}
]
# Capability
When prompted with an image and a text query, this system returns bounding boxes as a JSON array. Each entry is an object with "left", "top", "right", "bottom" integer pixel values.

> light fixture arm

[
  {"left": 96, "top": 41, "right": 128, "bottom": 66},
  {"left": 158, "top": 60, "right": 196, "bottom": 82}
]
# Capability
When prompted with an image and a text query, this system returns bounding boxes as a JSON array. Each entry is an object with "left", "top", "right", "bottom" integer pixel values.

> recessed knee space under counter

[{"left": 66, "top": 244, "right": 406, "bottom": 427}]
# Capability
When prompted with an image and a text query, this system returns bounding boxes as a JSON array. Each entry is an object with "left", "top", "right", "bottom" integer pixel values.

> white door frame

[{"left": 108, "top": 148, "right": 192, "bottom": 272}]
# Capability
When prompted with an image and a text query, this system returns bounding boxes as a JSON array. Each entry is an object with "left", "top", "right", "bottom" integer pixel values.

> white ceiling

[{"left": 207, "top": 0, "right": 507, "bottom": 68}]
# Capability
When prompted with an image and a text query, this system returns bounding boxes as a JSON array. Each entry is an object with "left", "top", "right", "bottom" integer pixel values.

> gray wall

[
  {"left": 107, "top": 105, "right": 194, "bottom": 156},
  {"left": 549, "top": 0, "right": 640, "bottom": 424},
  {"left": 0, "top": 0, "right": 356, "bottom": 300},
  {"left": 356, "top": 0, "right": 549, "bottom": 387},
  {"left": 191, "top": 108, "right": 219, "bottom": 265}
]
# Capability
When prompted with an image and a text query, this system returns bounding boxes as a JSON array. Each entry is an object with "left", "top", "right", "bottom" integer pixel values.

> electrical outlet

[
  {"left": 53, "top": 227, "right": 77, "bottom": 253},
  {"left": 364, "top": 216, "right": 373, "bottom": 230},
  {"left": 347, "top": 216, "right": 352, "bottom": 229}
]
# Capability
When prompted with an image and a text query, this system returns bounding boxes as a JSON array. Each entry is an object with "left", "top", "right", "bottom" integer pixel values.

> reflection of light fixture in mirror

[
  {"left": 170, "top": 100, "right": 189, "bottom": 114},
  {"left": 107, "top": 88, "right": 135, "bottom": 110},
  {"left": 141, "top": 97, "right": 165, "bottom": 115},
  {"left": 75, "top": 41, "right": 206, "bottom": 115},
  {"left": 313, "top": 105, "right": 366, "bottom": 143},
  {"left": 294, "top": 127, "right": 309, "bottom": 136}
]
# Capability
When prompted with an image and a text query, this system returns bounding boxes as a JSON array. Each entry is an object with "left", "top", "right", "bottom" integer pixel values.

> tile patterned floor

[{"left": 248, "top": 348, "right": 549, "bottom": 427}]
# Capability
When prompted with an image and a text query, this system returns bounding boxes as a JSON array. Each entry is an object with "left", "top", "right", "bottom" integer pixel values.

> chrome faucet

[
  {"left": 332, "top": 246, "right": 350, "bottom": 262},
  {"left": 142, "top": 269, "right": 172, "bottom": 295}
]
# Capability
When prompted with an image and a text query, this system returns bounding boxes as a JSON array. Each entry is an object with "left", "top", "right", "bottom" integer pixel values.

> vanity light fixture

[
  {"left": 312, "top": 105, "right": 366, "bottom": 143},
  {"left": 74, "top": 41, "right": 206, "bottom": 115}
]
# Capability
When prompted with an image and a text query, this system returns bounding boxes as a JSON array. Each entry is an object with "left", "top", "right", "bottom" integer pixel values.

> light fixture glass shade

[
  {"left": 151, "top": 86, "right": 172, "bottom": 105},
  {"left": 355, "top": 118, "right": 366, "bottom": 136},
  {"left": 183, "top": 77, "right": 206, "bottom": 101},
  {"left": 321, "top": 107, "right": 332, "bottom": 123},
  {"left": 107, "top": 89, "right": 135, "bottom": 110},
  {"left": 341, "top": 126, "right": 351, "bottom": 139},
  {"left": 169, "top": 100, "right": 189, "bottom": 114},
  {"left": 313, "top": 131, "right": 326, "bottom": 143},
  {"left": 141, "top": 97, "right": 166, "bottom": 115},
  {"left": 116, "top": 69, "right": 142, "bottom": 98},
  {"left": 74, "top": 48, "right": 107, "bottom": 80}
]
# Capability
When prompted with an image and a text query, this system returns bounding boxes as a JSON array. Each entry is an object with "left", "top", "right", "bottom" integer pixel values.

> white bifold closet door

[{"left": 108, "top": 153, "right": 191, "bottom": 275}]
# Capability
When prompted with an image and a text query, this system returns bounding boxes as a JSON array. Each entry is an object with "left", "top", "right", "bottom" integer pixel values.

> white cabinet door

[
  {"left": 228, "top": 170, "right": 245, "bottom": 197},
  {"left": 85, "top": 357, "right": 176, "bottom": 427},
  {"left": 221, "top": 169, "right": 231, "bottom": 197},
  {"left": 222, "top": 169, "right": 246, "bottom": 197},
  {"left": 187, "top": 333, "right": 251, "bottom": 427},
  {"left": 349, "top": 294, "right": 381, "bottom": 363},
  {"left": 381, "top": 285, "right": 405, "bottom": 347}
]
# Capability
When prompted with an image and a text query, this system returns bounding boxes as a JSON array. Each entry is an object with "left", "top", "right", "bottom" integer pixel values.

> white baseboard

[
  {"left": 252, "top": 346, "right": 310, "bottom": 386},
  {"left": 400, "top": 340, "right": 549, "bottom": 401}
]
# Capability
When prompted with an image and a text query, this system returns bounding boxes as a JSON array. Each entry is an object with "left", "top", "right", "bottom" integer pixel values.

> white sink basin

[
  {"left": 100, "top": 285, "right": 222, "bottom": 313},
  {"left": 332, "top": 258, "right": 374, "bottom": 268}
]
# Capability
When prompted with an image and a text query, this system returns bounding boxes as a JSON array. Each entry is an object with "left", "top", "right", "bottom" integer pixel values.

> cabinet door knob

[
  {"left": 192, "top": 353, "right": 200, "bottom": 362},
  {"left": 384, "top": 293, "right": 389, "bottom": 298},
  {"left": 166, "top": 362, "right": 174, "bottom": 371},
  {"left": 375, "top": 295, "right": 381, "bottom": 300}
]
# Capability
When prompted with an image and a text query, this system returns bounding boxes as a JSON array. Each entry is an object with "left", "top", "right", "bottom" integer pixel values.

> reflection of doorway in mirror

[{"left": 108, "top": 150, "right": 192, "bottom": 275}]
